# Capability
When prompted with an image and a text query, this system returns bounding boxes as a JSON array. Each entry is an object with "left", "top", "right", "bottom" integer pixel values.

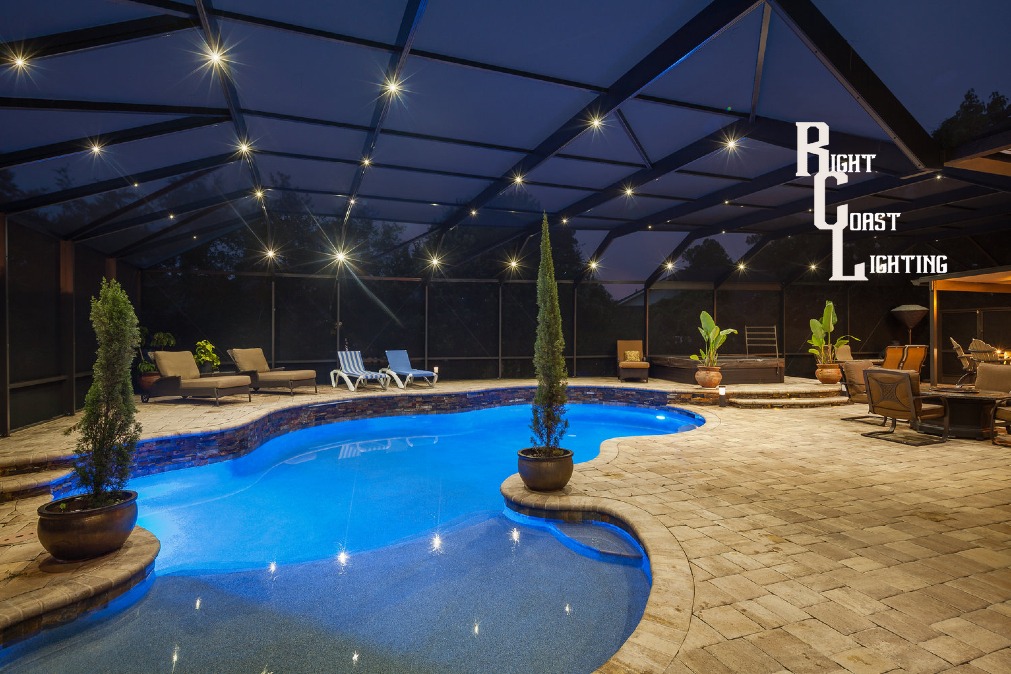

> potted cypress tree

[
  {"left": 37, "top": 279, "right": 142, "bottom": 561},
  {"left": 517, "top": 214, "right": 572, "bottom": 492}
]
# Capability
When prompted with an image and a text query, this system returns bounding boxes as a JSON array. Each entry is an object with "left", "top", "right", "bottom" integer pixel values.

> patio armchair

[
  {"left": 898, "top": 344, "right": 928, "bottom": 373},
  {"left": 950, "top": 338, "right": 977, "bottom": 386},
  {"left": 381, "top": 350, "right": 437, "bottom": 388},
  {"left": 880, "top": 345, "right": 904, "bottom": 369},
  {"left": 862, "top": 369, "right": 948, "bottom": 444},
  {"left": 617, "top": 340, "right": 649, "bottom": 382},
  {"left": 975, "top": 363, "right": 1011, "bottom": 445},
  {"left": 147, "top": 350, "right": 251, "bottom": 405},
  {"left": 840, "top": 360, "right": 881, "bottom": 423},
  {"left": 970, "top": 338, "right": 1001, "bottom": 364},
  {"left": 227, "top": 348, "right": 318, "bottom": 395},
  {"left": 835, "top": 344, "right": 854, "bottom": 362},
  {"left": 331, "top": 350, "right": 390, "bottom": 392}
]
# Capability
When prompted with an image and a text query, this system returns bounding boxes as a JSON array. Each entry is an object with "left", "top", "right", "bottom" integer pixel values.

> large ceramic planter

[
  {"left": 517, "top": 449, "right": 574, "bottom": 492},
  {"left": 137, "top": 372, "right": 159, "bottom": 401},
  {"left": 37, "top": 490, "right": 138, "bottom": 562},
  {"left": 815, "top": 363, "right": 843, "bottom": 385},
  {"left": 695, "top": 366, "right": 723, "bottom": 388}
]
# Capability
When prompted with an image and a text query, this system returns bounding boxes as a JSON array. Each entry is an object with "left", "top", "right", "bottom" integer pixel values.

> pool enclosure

[{"left": 2, "top": 0, "right": 1010, "bottom": 432}]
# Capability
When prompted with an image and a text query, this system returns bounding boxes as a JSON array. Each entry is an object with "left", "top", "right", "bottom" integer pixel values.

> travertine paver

[{"left": 1, "top": 377, "right": 1009, "bottom": 673}]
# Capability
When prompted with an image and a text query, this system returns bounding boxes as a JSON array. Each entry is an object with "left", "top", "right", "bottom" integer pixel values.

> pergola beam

[
  {"left": 749, "top": 2, "right": 772, "bottom": 122},
  {"left": 0, "top": 96, "right": 226, "bottom": 116}
]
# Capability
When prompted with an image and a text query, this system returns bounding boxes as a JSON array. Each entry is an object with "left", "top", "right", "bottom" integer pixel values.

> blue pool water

[{"left": 3, "top": 403, "right": 701, "bottom": 673}]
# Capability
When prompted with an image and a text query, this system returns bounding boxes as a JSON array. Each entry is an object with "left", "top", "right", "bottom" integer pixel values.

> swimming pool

[{"left": 3, "top": 403, "right": 701, "bottom": 673}]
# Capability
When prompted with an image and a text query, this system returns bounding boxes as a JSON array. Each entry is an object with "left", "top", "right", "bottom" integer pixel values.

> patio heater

[{"left": 891, "top": 304, "right": 929, "bottom": 344}]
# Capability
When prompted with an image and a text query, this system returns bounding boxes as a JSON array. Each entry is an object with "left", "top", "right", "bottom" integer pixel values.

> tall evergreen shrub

[{"left": 530, "top": 214, "right": 568, "bottom": 455}]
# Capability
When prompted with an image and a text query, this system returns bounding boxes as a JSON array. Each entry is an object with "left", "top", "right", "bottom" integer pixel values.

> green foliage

[
  {"left": 136, "top": 330, "right": 175, "bottom": 373},
  {"left": 530, "top": 214, "right": 568, "bottom": 456},
  {"left": 689, "top": 311, "right": 737, "bottom": 367},
  {"left": 194, "top": 339, "right": 220, "bottom": 369},
  {"left": 806, "top": 300, "right": 858, "bottom": 364},
  {"left": 67, "top": 279, "right": 142, "bottom": 505},
  {"left": 933, "top": 89, "right": 1010, "bottom": 150}
]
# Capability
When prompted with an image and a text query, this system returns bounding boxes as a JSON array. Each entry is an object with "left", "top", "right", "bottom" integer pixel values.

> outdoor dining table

[{"left": 920, "top": 386, "right": 1011, "bottom": 440}]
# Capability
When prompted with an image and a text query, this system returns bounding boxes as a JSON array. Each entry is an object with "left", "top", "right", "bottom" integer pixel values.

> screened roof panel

[
  {"left": 486, "top": 184, "right": 594, "bottom": 214},
  {"left": 383, "top": 56, "right": 597, "bottom": 148},
  {"left": 0, "top": 30, "right": 227, "bottom": 108},
  {"left": 245, "top": 116, "right": 369, "bottom": 161},
  {"left": 359, "top": 165, "right": 491, "bottom": 204},
  {"left": 257, "top": 155, "right": 356, "bottom": 194},
  {"left": 410, "top": 0, "right": 715, "bottom": 88},
  {"left": 742, "top": 184, "right": 814, "bottom": 207},
  {"left": 680, "top": 139, "right": 795, "bottom": 180},
  {"left": 644, "top": 171, "right": 740, "bottom": 199},
  {"left": 602, "top": 231, "right": 690, "bottom": 279},
  {"left": 371, "top": 133, "right": 522, "bottom": 177},
  {"left": 672, "top": 202, "right": 761, "bottom": 227},
  {"left": 556, "top": 117, "right": 649, "bottom": 165},
  {"left": 640, "top": 4, "right": 763, "bottom": 113},
  {"left": 214, "top": 0, "right": 412, "bottom": 46},
  {"left": 219, "top": 19, "right": 391, "bottom": 126},
  {"left": 584, "top": 195, "right": 682, "bottom": 221},
  {"left": 757, "top": 13, "right": 891, "bottom": 141},
  {"left": 524, "top": 156, "right": 637, "bottom": 191},
  {"left": 813, "top": 0, "right": 1011, "bottom": 133},
  {"left": 0, "top": 110, "right": 187, "bottom": 154},
  {"left": 1, "top": 0, "right": 161, "bottom": 40},
  {"left": 355, "top": 199, "right": 448, "bottom": 226},
  {"left": 618, "top": 100, "right": 737, "bottom": 162}
]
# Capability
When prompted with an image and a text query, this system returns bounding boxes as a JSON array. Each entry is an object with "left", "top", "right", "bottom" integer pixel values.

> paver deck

[{"left": 2, "top": 377, "right": 1009, "bottom": 673}]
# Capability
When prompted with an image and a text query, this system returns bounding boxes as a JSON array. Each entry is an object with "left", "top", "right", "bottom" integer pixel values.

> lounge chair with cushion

[
  {"left": 227, "top": 348, "right": 318, "bottom": 395},
  {"left": 862, "top": 369, "right": 948, "bottom": 444},
  {"left": 331, "top": 350, "right": 390, "bottom": 392},
  {"left": 617, "top": 340, "right": 649, "bottom": 382},
  {"left": 381, "top": 350, "right": 437, "bottom": 388},
  {"left": 974, "top": 363, "right": 1011, "bottom": 445},
  {"left": 146, "top": 350, "right": 251, "bottom": 405}
]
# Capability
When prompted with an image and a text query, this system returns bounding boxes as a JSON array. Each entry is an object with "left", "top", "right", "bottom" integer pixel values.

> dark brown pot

[
  {"left": 695, "top": 366, "right": 722, "bottom": 388},
  {"left": 815, "top": 363, "right": 843, "bottom": 385},
  {"left": 137, "top": 372, "right": 159, "bottom": 392},
  {"left": 37, "top": 490, "right": 138, "bottom": 562},
  {"left": 517, "top": 448, "right": 574, "bottom": 492}
]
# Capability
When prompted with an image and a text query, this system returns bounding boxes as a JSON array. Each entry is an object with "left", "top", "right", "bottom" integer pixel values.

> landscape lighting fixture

[
  {"left": 334, "top": 250, "right": 347, "bottom": 264},
  {"left": 237, "top": 140, "right": 252, "bottom": 156},
  {"left": 589, "top": 115, "right": 603, "bottom": 129},
  {"left": 725, "top": 137, "right": 739, "bottom": 150},
  {"left": 361, "top": 157, "right": 371, "bottom": 166},
  {"left": 737, "top": 262, "right": 745, "bottom": 270},
  {"left": 383, "top": 77, "right": 402, "bottom": 96},
  {"left": 588, "top": 259, "right": 599, "bottom": 271},
  {"left": 665, "top": 261, "right": 675, "bottom": 271},
  {"left": 513, "top": 175, "right": 524, "bottom": 185},
  {"left": 265, "top": 249, "right": 276, "bottom": 259},
  {"left": 90, "top": 142, "right": 103, "bottom": 156},
  {"left": 624, "top": 186, "right": 634, "bottom": 197},
  {"left": 429, "top": 256, "right": 441, "bottom": 268},
  {"left": 508, "top": 258, "right": 519, "bottom": 269},
  {"left": 809, "top": 263, "right": 817, "bottom": 271},
  {"left": 254, "top": 188, "right": 265, "bottom": 200},
  {"left": 470, "top": 209, "right": 477, "bottom": 216},
  {"left": 11, "top": 54, "right": 28, "bottom": 71},
  {"left": 718, "top": 385, "right": 728, "bottom": 407}
]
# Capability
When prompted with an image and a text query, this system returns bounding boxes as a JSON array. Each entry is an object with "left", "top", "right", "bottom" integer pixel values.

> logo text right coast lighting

[{"left": 796, "top": 122, "right": 947, "bottom": 281}]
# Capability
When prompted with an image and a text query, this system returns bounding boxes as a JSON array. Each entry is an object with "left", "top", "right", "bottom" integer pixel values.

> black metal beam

[
  {"left": 771, "top": 183, "right": 995, "bottom": 239},
  {"left": 941, "top": 168, "right": 1011, "bottom": 194},
  {"left": 78, "top": 189, "right": 253, "bottom": 241},
  {"left": 0, "top": 153, "right": 236, "bottom": 213},
  {"left": 749, "top": 2, "right": 772, "bottom": 122},
  {"left": 770, "top": 0, "right": 940, "bottom": 170},
  {"left": 0, "top": 96, "right": 226, "bottom": 116},
  {"left": 432, "top": 0, "right": 762, "bottom": 237},
  {"left": 0, "top": 116, "right": 228, "bottom": 170},
  {"left": 614, "top": 110, "right": 653, "bottom": 168},
  {"left": 644, "top": 233, "right": 703, "bottom": 288},
  {"left": 3, "top": 15, "right": 198, "bottom": 60},
  {"left": 113, "top": 202, "right": 237, "bottom": 257},
  {"left": 194, "top": 0, "right": 263, "bottom": 190},
  {"left": 714, "top": 236, "right": 771, "bottom": 287},
  {"left": 341, "top": 0, "right": 427, "bottom": 240},
  {"left": 67, "top": 166, "right": 221, "bottom": 240}
]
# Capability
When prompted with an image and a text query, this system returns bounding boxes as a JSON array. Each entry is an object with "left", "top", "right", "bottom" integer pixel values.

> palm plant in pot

[
  {"left": 807, "top": 300, "right": 858, "bottom": 385},
  {"left": 517, "top": 214, "right": 572, "bottom": 492},
  {"left": 690, "top": 310, "right": 737, "bottom": 388},
  {"left": 38, "top": 279, "right": 142, "bottom": 561}
]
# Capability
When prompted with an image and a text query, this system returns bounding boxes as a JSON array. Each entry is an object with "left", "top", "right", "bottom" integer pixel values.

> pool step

[
  {"left": 730, "top": 396, "right": 851, "bottom": 409},
  {"left": 0, "top": 468, "right": 73, "bottom": 502},
  {"left": 550, "top": 522, "right": 644, "bottom": 565}
]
